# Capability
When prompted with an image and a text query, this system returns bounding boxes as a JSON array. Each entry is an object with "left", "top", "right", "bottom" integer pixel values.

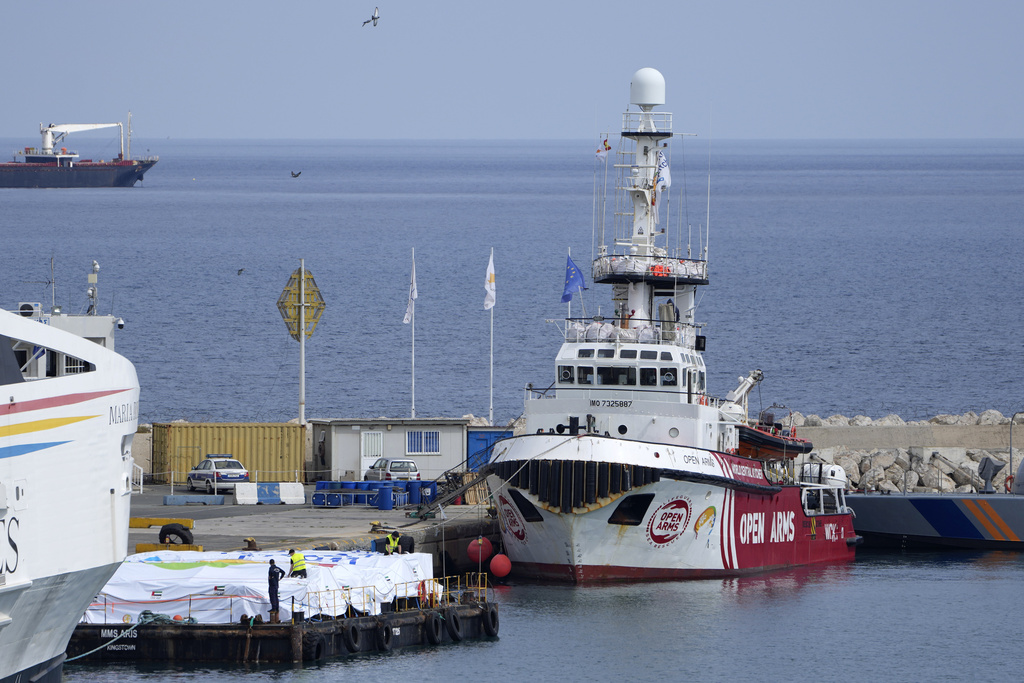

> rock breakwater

[{"left": 788, "top": 410, "right": 1024, "bottom": 494}]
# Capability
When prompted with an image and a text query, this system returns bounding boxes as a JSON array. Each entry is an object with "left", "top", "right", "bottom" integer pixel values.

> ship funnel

[{"left": 630, "top": 68, "right": 665, "bottom": 111}]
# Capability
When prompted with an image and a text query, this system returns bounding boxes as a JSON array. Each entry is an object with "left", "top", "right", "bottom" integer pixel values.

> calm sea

[
  {"left": 3, "top": 139, "right": 1024, "bottom": 681},
  {"left": 2, "top": 138, "right": 1022, "bottom": 425},
  {"left": 63, "top": 552, "right": 1024, "bottom": 682}
]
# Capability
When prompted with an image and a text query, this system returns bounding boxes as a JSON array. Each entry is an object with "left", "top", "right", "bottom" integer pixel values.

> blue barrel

[
  {"left": 376, "top": 481, "right": 394, "bottom": 510},
  {"left": 326, "top": 492, "right": 341, "bottom": 508},
  {"left": 409, "top": 483, "right": 421, "bottom": 504},
  {"left": 312, "top": 491, "right": 326, "bottom": 507}
]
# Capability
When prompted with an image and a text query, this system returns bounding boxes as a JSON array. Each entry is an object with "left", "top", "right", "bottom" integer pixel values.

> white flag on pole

[
  {"left": 484, "top": 251, "right": 496, "bottom": 310},
  {"left": 403, "top": 256, "right": 417, "bottom": 324},
  {"left": 653, "top": 150, "right": 671, "bottom": 224}
]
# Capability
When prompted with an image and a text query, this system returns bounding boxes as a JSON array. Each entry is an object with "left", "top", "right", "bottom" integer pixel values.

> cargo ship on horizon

[{"left": 0, "top": 115, "right": 157, "bottom": 188}]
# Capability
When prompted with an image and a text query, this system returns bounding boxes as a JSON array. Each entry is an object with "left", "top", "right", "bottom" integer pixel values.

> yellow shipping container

[{"left": 152, "top": 422, "right": 304, "bottom": 484}]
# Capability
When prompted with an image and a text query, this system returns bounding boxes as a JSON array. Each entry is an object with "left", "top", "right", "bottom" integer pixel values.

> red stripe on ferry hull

[
  {"left": 509, "top": 555, "right": 856, "bottom": 585},
  {"left": 1, "top": 389, "right": 131, "bottom": 416}
]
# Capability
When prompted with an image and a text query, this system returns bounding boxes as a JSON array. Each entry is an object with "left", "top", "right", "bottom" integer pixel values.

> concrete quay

[{"left": 129, "top": 485, "right": 500, "bottom": 575}]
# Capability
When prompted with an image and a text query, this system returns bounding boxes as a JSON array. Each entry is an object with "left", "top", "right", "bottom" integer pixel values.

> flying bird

[
  {"left": 362, "top": 7, "right": 379, "bottom": 26},
  {"left": 291, "top": 171, "right": 301, "bottom": 178},
  {"left": 237, "top": 268, "right": 245, "bottom": 275}
]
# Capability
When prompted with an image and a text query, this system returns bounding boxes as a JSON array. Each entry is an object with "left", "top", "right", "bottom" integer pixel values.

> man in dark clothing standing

[{"left": 268, "top": 559, "right": 286, "bottom": 619}]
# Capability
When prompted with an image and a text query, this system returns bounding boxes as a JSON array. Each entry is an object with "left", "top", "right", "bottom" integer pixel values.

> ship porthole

[
  {"left": 617, "top": 425, "right": 627, "bottom": 435},
  {"left": 706, "top": 490, "right": 712, "bottom": 500},
  {"left": 669, "top": 427, "right": 679, "bottom": 438}
]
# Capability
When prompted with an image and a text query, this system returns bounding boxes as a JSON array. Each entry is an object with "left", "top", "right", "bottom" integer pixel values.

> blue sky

[{"left": 4, "top": 1, "right": 1022, "bottom": 140}]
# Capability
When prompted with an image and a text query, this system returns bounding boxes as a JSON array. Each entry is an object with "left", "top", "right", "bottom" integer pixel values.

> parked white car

[{"left": 363, "top": 458, "right": 421, "bottom": 481}]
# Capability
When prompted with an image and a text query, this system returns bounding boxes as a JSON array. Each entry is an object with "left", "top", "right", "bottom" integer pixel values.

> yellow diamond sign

[{"left": 277, "top": 268, "right": 326, "bottom": 341}]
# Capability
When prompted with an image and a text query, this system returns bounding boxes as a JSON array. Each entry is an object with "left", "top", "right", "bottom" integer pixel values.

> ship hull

[
  {"left": 848, "top": 492, "right": 1024, "bottom": 550},
  {"left": 0, "top": 653, "right": 65, "bottom": 683},
  {"left": 0, "top": 159, "right": 157, "bottom": 188},
  {"left": 1, "top": 309, "right": 139, "bottom": 679},
  {"left": 487, "top": 434, "right": 857, "bottom": 584}
]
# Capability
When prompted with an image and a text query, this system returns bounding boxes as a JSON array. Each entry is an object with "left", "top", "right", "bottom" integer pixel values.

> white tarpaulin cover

[{"left": 83, "top": 549, "right": 435, "bottom": 624}]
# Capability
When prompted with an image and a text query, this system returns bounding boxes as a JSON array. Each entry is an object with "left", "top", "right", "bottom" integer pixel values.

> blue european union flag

[{"left": 561, "top": 255, "right": 587, "bottom": 303}]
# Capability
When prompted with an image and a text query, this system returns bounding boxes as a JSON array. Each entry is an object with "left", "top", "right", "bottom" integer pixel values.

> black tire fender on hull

[
  {"left": 425, "top": 611, "right": 443, "bottom": 645},
  {"left": 444, "top": 608, "right": 463, "bottom": 642},
  {"left": 482, "top": 604, "right": 499, "bottom": 637},
  {"left": 342, "top": 621, "right": 361, "bottom": 652}
]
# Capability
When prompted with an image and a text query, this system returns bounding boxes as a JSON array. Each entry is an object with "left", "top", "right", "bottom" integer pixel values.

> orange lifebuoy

[
  {"left": 1006, "top": 475, "right": 1015, "bottom": 493},
  {"left": 417, "top": 580, "right": 434, "bottom": 607}
]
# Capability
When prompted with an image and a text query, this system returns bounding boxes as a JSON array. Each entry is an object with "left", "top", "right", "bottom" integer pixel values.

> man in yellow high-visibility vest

[
  {"left": 385, "top": 531, "right": 404, "bottom": 555},
  {"left": 289, "top": 548, "right": 307, "bottom": 578}
]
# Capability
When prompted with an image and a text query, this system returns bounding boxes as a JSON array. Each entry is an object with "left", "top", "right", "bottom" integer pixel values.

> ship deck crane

[{"left": 40, "top": 122, "right": 123, "bottom": 158}]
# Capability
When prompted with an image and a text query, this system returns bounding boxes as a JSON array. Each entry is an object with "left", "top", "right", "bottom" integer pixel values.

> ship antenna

[{"left": 705, "top": 106, "right": 712, "bottom": 260}]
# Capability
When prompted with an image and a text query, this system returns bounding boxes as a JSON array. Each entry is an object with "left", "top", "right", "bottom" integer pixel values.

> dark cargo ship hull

[{"left": 0, "top": 159, "right": 157, "bottom": 188}]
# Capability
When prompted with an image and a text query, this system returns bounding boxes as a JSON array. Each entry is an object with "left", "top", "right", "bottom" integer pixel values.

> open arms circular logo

[
  {"left": 646, "top": 497, "right": 692, "bottom": 547},
  {"left": 498, "top": 494, "right": 528, "bottom": 543}
]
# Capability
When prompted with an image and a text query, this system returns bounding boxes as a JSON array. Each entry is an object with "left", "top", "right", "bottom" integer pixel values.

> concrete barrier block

[
  {"left": 255, "top": 483, "right": 281, "bottom": 504},
  {"left": 234, "top": 483, "right": 260, "bottom": 505},
  {"left": 278, "top": 482, "right": 305, "bottom": 504}
]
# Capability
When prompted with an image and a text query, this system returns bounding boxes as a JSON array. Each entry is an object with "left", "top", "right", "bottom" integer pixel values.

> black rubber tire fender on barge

[
  {"left": 482, "top": 603, "right": 499, "bottom": 637},
  {"left": 424, "top": 611, "right": 443, "bottom": 645}
]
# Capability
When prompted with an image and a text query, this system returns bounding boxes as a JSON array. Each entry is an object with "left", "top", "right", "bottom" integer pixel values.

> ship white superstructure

[{"left": 1, "top": 306, "right": 138, "bottom": 682}]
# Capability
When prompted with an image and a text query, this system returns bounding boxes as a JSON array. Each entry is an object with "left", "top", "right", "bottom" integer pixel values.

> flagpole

[
  {"left": 489, "top": 247, "right": 494, "bottom": 425},
  {"left": 299, "top": 258, "right": 306, "bottom": 426},
  {"left": 411, "top": 248, "right": 416, "bottom": 419}
]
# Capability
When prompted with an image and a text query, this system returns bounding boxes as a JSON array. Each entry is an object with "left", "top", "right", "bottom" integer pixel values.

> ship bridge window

[
  {"left": 697, "top": 371, "right": 706, "bottom": 392},
  {"left": 619, "top": 349, "right": 637, "bottom": 359},
  {"left": 597, "top": 349, "right": 615, "bottom": 359},
  {"left": 596, "top": 366, "right": 636, "bottom": 385},
  {"left": 558, "top": 365, "right": 575, "bottom": 384},
  {"left": 577, "top": 349, "right": 594, "bottom": 358},
  {"left": 661, "top": 352, "right": 673, "bottom": 361},
  {"left": 640, "top": 350, "right": 658, "bottom": 360},
  {"left": 660, "top": 369, "right": 677, "bottom": 386},
  {"left": 577, "top": 367, "right": 594, "bottom": 385},
  {"left": 640, "top": 368, "right": 658, "bottom": 386}
]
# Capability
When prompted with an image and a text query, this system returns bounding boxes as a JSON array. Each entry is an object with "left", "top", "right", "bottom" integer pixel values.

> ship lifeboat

[{"left": 736, "top": 410, "right": 813, "bottom": 460}]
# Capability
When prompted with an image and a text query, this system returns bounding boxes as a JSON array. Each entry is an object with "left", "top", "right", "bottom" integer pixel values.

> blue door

[{"left": 467, "top": 429, "right": 512, "bottom": 472}]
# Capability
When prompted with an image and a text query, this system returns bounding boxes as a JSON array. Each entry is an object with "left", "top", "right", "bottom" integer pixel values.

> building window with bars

[{"left": 407, "top": 430, "right": 440, "bottom": 455}]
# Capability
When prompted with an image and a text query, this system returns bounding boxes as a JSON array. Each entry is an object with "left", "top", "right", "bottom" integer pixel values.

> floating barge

[
  {"left": 66, "top": 548, "right": 498, "bottom": 663},
  {"left": 68, "top": 598, "right": 498, "bottom": 663}
]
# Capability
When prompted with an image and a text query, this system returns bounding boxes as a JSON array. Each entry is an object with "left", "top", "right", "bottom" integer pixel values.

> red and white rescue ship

[{"left": 486, "top": 68, "right": 859, "bottom": 584}]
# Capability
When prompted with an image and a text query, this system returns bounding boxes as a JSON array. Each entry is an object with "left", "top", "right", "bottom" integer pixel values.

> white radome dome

[{"left": 630, "top": 68, "right": 665, "bottom": 108}]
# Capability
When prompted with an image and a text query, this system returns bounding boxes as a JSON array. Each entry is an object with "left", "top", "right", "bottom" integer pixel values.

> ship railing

[
  {"left": 561, "top": 316, "right": 698, "bottom": 347},
  {"left": 593, "top": 253, "right": 707, "bottom": 282},
  {"left": 131, "top": 461, "right": 145, "bottom": 494},
  {"left": 622, "top": 111, "right": 672, "bottom": 135},
  {"left": 83, "top": 574, "right": 492, "bottom": 624}
]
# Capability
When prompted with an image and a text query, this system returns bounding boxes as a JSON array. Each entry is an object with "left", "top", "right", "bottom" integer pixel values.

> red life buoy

[
  {"left": 417, "top": 580, "right": 434, "bottom": 607},
  {"left": 1006, "top": 475, "right": 1015, "bottom": 493}
]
